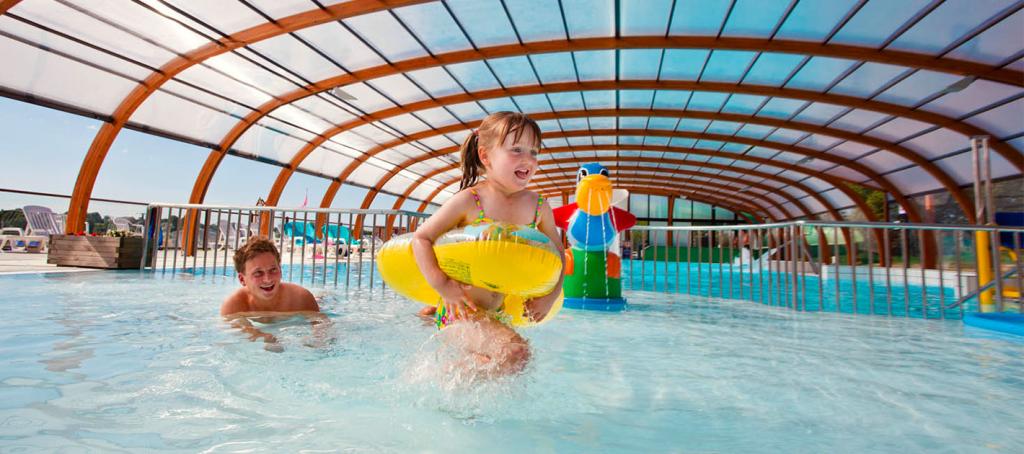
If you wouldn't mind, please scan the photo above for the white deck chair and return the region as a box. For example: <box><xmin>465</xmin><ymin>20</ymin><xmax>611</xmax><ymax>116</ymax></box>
<box><xmin>216</xmin><ymin>220</ymin><xmax>251</xmax><ymax>250</ymax></box>
<box><xmin>21</xmin><ymin>205</ymin><xmax>62</xmax><ymax>252</ymax></box>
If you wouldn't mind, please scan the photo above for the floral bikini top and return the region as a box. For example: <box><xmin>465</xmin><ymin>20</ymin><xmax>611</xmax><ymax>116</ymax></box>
<box><xmin>469</xmin><ymin>188</ymin><xmax>544</xmax><ymax>228</ymax></box>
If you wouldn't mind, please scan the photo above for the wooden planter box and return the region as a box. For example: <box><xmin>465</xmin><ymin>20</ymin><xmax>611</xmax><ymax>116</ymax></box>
<box><xmin>48</xmin><ymin>235</ymin><xmax>152</xmax><ymax>269</ymax></box>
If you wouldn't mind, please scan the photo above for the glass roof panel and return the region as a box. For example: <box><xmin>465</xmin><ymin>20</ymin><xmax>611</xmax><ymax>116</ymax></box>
<box><xmin>706</xmin><ymin>121</ymin><xmax>742</xmax><ymax>135</ymax></box>
<box><xmin>721</xmin><ymin>94</ymin><xmax>769</xmax><ymax>114</ymax></box>
<box><xmin>537</xmin><ymin>119</ymin><xmax>560</xmax><ymax>131</ymax></box>
<box><xmin>582</xmin><ymin>90</ymin><xmax>616</xmax><ymax>109</ymax></box>
<box><xmin>247</xmin><ymin>0</ymin><xmax>333</xmax><ymax>20</ymax></box>
<box><xmin>774</xmin><ymin>0</ymin><xmax>860</xmax><ymax>41</ymax></box>
<box><xmin>864</xmin><ymin>117</ymin><xmax>933</xmax><ymax>142</ymax></box>
<box><xmin>487</xmin><ymin>56</ymin><xmax>540</xmax><ymax>87</ymax></box>
<box><xmin>797</xmin><ymin>134</ymin><xmax>843</xmax><ymax>152</ymax></box>
<box><xmin>381</xmin><ymin>114</ymin><xmax>431</xmax><ymax>136</ymax></box>
<box><xmin>901</xmin><ymin>128</ymin><xmax>970</xmax><ymax>159</ymax></box>
<box><xmin>268</xmin><ymin>104</ymin><xmax>333</xmax><ymax>134</ymax></box>
<box><xmin>506</xmin><ymin>0</ymin><xmax>567</xmax><ymax>41</ymax></box>
<box><xmin>336</xmin><ymin>82</ymin><xmax>397</xmax><ymax>112</ymax></box>
<box><xmin>344</xmin><ymin>11</ymin><xmax>428</xmax><ymax>62</ymax></box>
<box><xmin>562</xmin><ymin>0</ymin><xmax>614</xmax><ymax>39</ymax></box>
<box><xmin>478</xmin><ymin>97</ymin><xmax>519</xmax><ymax>113</ymax></box>
<box><xmin>619</xmin><ymin>136</ymin><xmax>644</xmax><ymax>145</ymax></box>
<box><xmin>447</xmin><ymin>0</ymin><xmax>520</xmax><ymax>46</ymax></box>
<box><xmin>742</xmin><ymin>53</ymin><xmax>806</xmax><ymax>86</ymax></box>
<box><xmin>394</xmin><ymin>2</ymin><xmax>472</xmax><ymax>54</ymax></box>
<box><xmin>621</xmin><ymin>0</ymin><xmax>673</xmax><ymax>35</ymax></box>
<box><xmin>885</xmin><ymin>166</ymin><xmax>940</xmax><ymax>195</ymax></box>
<box><xmin>66</xmin><ymin>0</ymin><xmax>209</xmax><ymax>53</ymax></box>
<box><xmin>722</xmin><ymin>143</ymin><xmax>751</xmax><ymax>153</ymax></box>
<box><xmin>784</xmin><ymin>57</ymin><xmax>857</xmax><ymax>91</ymax></box>
<box><xmin>687</xmin><ymin>92</ymin><xmax>729</xmax><ymax>111</ymax></box>
<box><xmin>677</xmin><ymin>119</ymin><xmax>711</xmax><ymax>132</ymax></box>
<box><xmin>543</xmin><ymin>138</ymin><xmax>569</xmax><ymax>148</ymax></box>
<box><xmin>964</xmin><ymin>98</ymin><xmax>1024</xmax><ymax>136</ymax></box>
<box><xmin>701</xmin><ymin>51</ymin><xmax>758</xmax><ymax>83</ymax></box>
<box><xmin>248</xmin><ymin>34</ymin><xmax>341</xmax><ymax>83</ymax></box>
<box><xmin>648</xmin><ymin>117</ymin><xmax>680</xmax><ymax>130</ymax></box>
<box><xmin>830</xmin><ymin>0</ymin><xmax>932</xmax><ymax>47</ymax></box>
<box><xmin>887</xmin><ymin>0</ymin><xmax>1014</xmax><ymax>55</ymax></box>
<box><xmin>720</xmin><ymin>0</ymin><xmax>791</xmax><ymax>38</ymax></box>
<box><xmin>414</xmin><ymin>107</ymin><xmax>461</xmax><ymax>129</ymax></box>
<box><xmin>589</xmin><ymin>117</ymin><xmax>617</xmax><ymax>129</ymax></box>
<box><xmin>445</xmin><ymin>101</ymin><xmax>488</xmax><ymax>122</ymax></box>
<box><xmin>619</xmin><ymin>117</ymin><xmax>647</xmax><ymax>129</ymax></box>
<box><xmin>130</xmin><ymin>90</ymin><xmax>238</xmax><ymax>144</ymax></box>
<box><xmin>559</xmin><ymin>118</ymin><xmax>589</xmax><ymax>131</ymax></box>
<box><xmin>660</xmin><ymin>49</ymin><xmax>710</xmax><ymax>80</ymax></box>
<box><xmin>160</xmin><ymin>80</ymin><xmax>250</xmax><ymax>118</ymax></box>
<box><xmin>15</xmin><ymin>1</ymin><xmax>176</xmax><ymax>67</ymax></box>
<box><xmin>366</xmin><ymin>74</ymin><xmax>430</xmax><ymax>105</ymax></box>
<box><xmin>0</xmin><ymin>15</ymin><xmax>149</xmax><ymax>81</ymax></box>
<box><xmin>756</xmin><ymin>98</ymin><xmax>808</xmax><ymax>119</ymax></box>
<box><xmin>234</xmin><ymin>123</ymin><xmax>308</xmax><ymax>163</ymax></box>
<box><xmin>297</xmin><ymin>147</ymin><xmax>351</xmax><ymax>177</ymax></box>
<box><xmin>831</xmin><ymin>109</ymin><xmax>892</xmax><ymax>133</ymax></box>
<box><xmin>547</xmin><ymin>92</ymin><xmax>586</xmax><ymax>110</ymax></box>
<box><xmin>199</xmin><ymin>52</ymin><xmax>297</xmax><ymax>100</ymax></box>
<box><xmin>529</xmin><ymin>53</ymin><xmax>578</xmax><ymax>84</ymax></box>
<box><xmin>670</xmin><ymin>137</ymin><xmax>697</xmax><ymax>148</ymax></box>
<box><xmin>669</xmin><ymin>0</ymin><xmax>731</xmax><ymax>35</ymax></box>
<box><xmin>766</xmin><ymin>129</ymin><xmax>806</xmax><ymax>145</ymax></box>
<box><xmin>792</xmin><ymin>102</ymin><xmax>848</xmax><ymax>125</ymax></box>
<box><xmin>573</xmin><ymin>50</ymin><xmax>615</xmax><ymax>81</ymax></box>
<box><xmin>567</xmin><ymin>136</ymin><xmax>593</xmax><ymax>147</ymax></box>
<box><xmin>415</xmin><ymin>134</ymin><xmax>458</xmax><ymax>151</ymax></box>
<box><xmin>644</xmin><ymin>136</ymin><xmax>670</xmax><ymax>146</ymax></box>
<box><xmin>405</xmin><ymin>67</ymin><xmax>464</xmax><ymax>98</ymax></box>
<box><xmin>295</xmin><ymin>22</ymin><xmax>386</xmax><ymax>71</ymax></box>
<box><xmin>620</xmin><ymin>49</ymin><xmax>663</xmax><ymax>80</ymax></box>
<box><xmin>828</xmin><ymin>141</ymin><xmax>874</xmax><ymax>160</ymax></box>
<box><xmin>873</xmin><ymin>70</ymin><xmax>962</xmax><ymax>106</ymax></box>
<box><xmin>922</xmin><ymin>80</ymin><xmax>1023</xmax><ymax>118</ymax></box>
<box><xmin>512</xmin><ymin>94</ymin><xmax>552</xmax><ymax>113</ymax></box>
<box><xmin>446</xmin><ymin>61</ymin><xmax>502</xmax><ymax>91</ymax></box>
<box><xmin>0</xmin><ymin>36</ymin><xmax>135</xmax><ymax>115</ymax></box>
<box><xmin>290</xmin><ymin>97</ymin><xmax>357</xmax><ymax>128</ymax></box>
<box><xmin>946</xmin><ymin>10</ymin><xmax>1024</xmax><ymax>64</ymax></box>
<box><xmin>829</xmin><ymin>63</ymin><xmax>909</xmax><ymax>98</ymax></box>
<box><xmin>150</xmin><ymin>1</ymin><xmax>268</xmax><ymax>37</ymax></box>
<box><xmin>653</xmin><ymin>90</ymin><xmax>692</xmax><ymax>109</ymax></box>
<box><xmin>735</xmin><ymin>124</ymin><xmax>777</xmax><ymax>139</ymax></box>
<box><xmin>591</xmin><ymin>135</ymin><xmax>617</xmax><ymax>145</ymax></box>
<box><xmin>620</xmin><ymin>90</ymin><xmax>656</xmax><ymax>109</ymax></box>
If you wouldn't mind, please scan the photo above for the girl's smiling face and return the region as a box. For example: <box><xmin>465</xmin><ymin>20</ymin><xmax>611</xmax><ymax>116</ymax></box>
<box><xmin>481</xmin><ymin>129</ymin><xmax>540</xmax><ymax>191</ymax></box>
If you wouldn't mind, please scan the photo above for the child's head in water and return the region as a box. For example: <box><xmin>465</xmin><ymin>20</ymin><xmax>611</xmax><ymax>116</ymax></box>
<box><xmin>232</xmin><ymin>237</ymin><xmax>283</xmax><ymax>302</ymax></box>
<box><xmin>459</xmin><ymin>111</ymin><xmax>542</xmax><ymax>191</ymax></box>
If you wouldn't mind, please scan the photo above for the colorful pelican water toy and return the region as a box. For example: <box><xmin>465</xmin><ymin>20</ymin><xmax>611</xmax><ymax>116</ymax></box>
<box><xmin>553</xmin><ymin>163</ymin><xmax>636</xmax><ymax>311</ymax></box>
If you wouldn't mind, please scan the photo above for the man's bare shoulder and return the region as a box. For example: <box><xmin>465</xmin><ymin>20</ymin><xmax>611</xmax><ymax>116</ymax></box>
<box><xmin>281</xmin><ymin>282</ymin><xmax>320</xmax><ymax>312</ymax></box>
<box><xmin>221</xmin><ymin>288</ymin><xmax>251</xmax><ymax>316</ymax></box>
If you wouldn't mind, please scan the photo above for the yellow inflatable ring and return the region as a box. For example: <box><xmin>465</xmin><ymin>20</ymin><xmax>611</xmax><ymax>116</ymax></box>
<box><xmin>377</xmin><ymin>222</ymin><xmax>563</xmax><ymax>326</ymax></box>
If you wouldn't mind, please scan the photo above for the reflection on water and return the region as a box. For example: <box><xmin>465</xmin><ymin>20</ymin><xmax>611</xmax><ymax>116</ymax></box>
<box><xmin>0</xmin><ymin>271</ymin><xmax>1021</xmax><ymax>452</ymax></box>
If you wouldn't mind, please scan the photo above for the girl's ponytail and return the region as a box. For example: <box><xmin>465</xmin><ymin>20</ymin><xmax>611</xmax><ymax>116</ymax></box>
<box><xmin>459</xmin><ymin>131</ymin><xmax>483</xmax><ymax>190</ymax></box>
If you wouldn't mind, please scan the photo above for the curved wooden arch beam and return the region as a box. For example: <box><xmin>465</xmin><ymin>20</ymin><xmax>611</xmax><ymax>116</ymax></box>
<box><xmin>62</xmin><ymin>0</ymin><xmax>425</xmax><ymax>233</ymax></box>
<box><xmin>1</xmin><ymin>0</ymin><xmax>23</xmax><ymax>15</ymax></box>
<box><xmin>374</xmin><ymin>151</ymin><xmax>852</xmax><ymax>225</ymax></box>
<box><xmin>274</xmin><ymin>76</ymin><xmax>1021</xmax><ymax>211</ymax></box>
<box><xmin>345</xmin><ymin>128</ymin><xmax>919</xmax><ymax>225</ymax></box>
<box><xmin>532</xmin><ymin>172</ymin><xmax>795</xmax><ymax>218</ymax></box>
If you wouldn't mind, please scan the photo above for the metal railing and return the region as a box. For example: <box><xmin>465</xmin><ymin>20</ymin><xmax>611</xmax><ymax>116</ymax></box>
<box><xmin>622</xmin><ymin>220</ymin><xmax>1024</xmax><ymax>319</ymax></box>
<box><xmin>141</xmin><ymin>203</ymin><xmax>428</xmax><ymax>288</ymax></box>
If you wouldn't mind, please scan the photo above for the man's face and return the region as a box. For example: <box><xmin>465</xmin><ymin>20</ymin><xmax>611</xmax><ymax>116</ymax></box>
<box><xmin>238</xmin><ymin>252</ymin><xmax>282</xmax><ymax>301</ymax></box>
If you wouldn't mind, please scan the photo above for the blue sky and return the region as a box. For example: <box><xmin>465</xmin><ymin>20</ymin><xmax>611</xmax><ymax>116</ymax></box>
<box><xmin>0</xmin><ymin>97</ymin><xmax>407</xmax><ymax>218</ymax></box>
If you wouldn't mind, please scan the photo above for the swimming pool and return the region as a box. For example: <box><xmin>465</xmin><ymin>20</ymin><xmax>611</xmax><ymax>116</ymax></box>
<box><xmin>3</xmin><ymin>271</ymin><xmax>1021</xmax><ymax>452</ymax></box>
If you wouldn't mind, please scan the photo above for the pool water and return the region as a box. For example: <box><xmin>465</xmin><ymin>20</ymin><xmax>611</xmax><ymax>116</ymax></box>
<box><xmin>1</xmin><ymin>271</ymin><xmax>1022</xmax><ymax>452</ymax></box>
<box><xmin>621</xmin><ymin>260</ymin><xmax>970</xmax><ymax>319</ymax></box>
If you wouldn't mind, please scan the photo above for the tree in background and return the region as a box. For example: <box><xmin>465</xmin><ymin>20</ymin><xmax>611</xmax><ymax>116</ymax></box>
<box><xmin>846</xmin><ymin>183</ymin><xmax>886</xmax><ymax>221</ymax></box>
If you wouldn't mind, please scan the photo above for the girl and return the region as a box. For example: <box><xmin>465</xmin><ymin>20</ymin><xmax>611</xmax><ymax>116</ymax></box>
<box><xmin>411</xmin><ymin>111</ymin><xmax>563</xmax><ymax>376</ymax></box>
